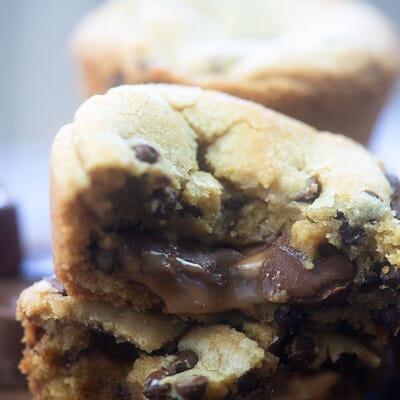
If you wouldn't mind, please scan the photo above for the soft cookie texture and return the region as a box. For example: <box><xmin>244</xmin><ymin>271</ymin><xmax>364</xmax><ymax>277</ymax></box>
<box><xmin>46</xmin><ymin>84</ymin><xmax>400</xmax><ymax>398</ymax></box>
<box><xmin>44</xmin><ymin>84</ymin><xmax>400</xmax><ymax>400</ymax></box>
<box><xmin>17</xmin><ymin>279</ymin><xmax>388</xmax><ymax>399</ymax></box>
<box><xmin>71</xmin><ymin>0</ymin><xmax>399</xmax><ymax>144</ymax></box>
<box><xmin>51</xmin><ymin>84</ymin><xmax>400</xmax><ymax>313</ymax></box>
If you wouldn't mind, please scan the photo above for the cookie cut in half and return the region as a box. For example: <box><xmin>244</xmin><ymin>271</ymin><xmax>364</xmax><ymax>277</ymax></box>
<box><xmin>17</xmin><ymin>278</ymin><xmax>388</xmax><ymax>399</ymax></box>
<box><xmin>71</xmin><ymin>0</ymin><xmax>399</xmax><ymax>144</ymax></box>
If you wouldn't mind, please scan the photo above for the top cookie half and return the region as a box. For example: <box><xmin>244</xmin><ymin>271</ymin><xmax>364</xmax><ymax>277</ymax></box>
<box><xmin>71</xmin><ymin>0</ymin><xmax>399</xmax><ymax>144</ymax></box>
<box><xmin>51</xmin><ymin>84</ymin><xmax>400</xmax><ymax>316</ymax></box>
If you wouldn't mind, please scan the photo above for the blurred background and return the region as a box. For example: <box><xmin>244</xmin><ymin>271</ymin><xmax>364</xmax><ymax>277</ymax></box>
<box><xmin>0</xmin><ymin>0</ymin><xmax>399</xmax><ymax>278</ymax></box>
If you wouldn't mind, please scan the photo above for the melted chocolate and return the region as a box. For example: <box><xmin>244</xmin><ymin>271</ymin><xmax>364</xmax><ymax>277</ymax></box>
<box><xmin>119</xmin><ymin>235</ymin><xmax>354</xmax><ymax>314</ymax></box>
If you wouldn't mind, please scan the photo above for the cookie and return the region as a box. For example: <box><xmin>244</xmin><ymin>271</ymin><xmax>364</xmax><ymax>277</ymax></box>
<box><xmin>17</xmin><ymin>279</ymin><xmax>385</xmax><ymax>399</ymax></box>
<box><xmin>51</xmin><ymin>84</ymin><xmax>399</xmax><ymax>315</ymax></box>
<box><xmin>46</xmin><ymin>84</ymin><xmax>400</xmax><ymax>398</ymax></box>
<box><xmin>71</xmin><ymin>0</ymin><xmax>399</xmax><ymax>144</ymax></box>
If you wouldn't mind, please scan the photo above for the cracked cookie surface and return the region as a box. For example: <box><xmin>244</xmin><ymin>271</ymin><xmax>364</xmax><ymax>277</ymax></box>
<box><xmin>51</xmin><ymin>84</ymin><xmax>400</xmax><ymax>316</ymax></box>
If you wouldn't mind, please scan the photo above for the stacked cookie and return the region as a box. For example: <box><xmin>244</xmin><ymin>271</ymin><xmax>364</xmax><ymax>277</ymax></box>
<box><xmin>17</xmin><ymin>84</ymin><xmax>400</xmax><ymax>399</ymax></box>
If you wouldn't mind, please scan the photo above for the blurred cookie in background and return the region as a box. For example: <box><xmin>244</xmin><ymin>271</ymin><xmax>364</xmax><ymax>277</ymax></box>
<box><xmin>71</xmin><ymin>0</ymin><xmax>399</xmax><ymax>144</ymax></box>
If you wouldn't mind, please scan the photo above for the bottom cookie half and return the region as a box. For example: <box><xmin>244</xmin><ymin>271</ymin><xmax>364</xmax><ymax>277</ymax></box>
<box><xmin>17</xmin><ymin>279</ymin><xmax>397</xmax><ymax>400</ymax></box>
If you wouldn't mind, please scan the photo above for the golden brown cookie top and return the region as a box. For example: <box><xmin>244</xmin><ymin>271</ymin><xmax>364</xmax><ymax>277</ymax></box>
<box><xmin>51</xmin><ymin>84</ymin><xmax>400</xmax><ymax>313</ymax></box>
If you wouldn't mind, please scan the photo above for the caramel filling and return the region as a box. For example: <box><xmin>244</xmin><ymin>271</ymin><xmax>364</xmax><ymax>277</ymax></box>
<box><xmin>116</xmin><ymin>234</ymin><xmax>355</xmax><ymax>314</ymax></box>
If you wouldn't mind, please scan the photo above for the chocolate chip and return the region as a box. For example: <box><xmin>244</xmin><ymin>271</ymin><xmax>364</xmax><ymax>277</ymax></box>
<box><xmin>143</xmin><ymin>370</ymin><xmax>170</xmax><ymax>399</ymax></box>
<box><xmin>286</xmin><ymin>336</ymin><xmax>316</xmax><ymax>368</ymax></box>
<box><xmin>94</xmin><ymin>248</ymin><xmax>115</xmax><ymax>274</ymax></box>
<box><xmin>274</xmin><ymin>307</ymin><xmax>305</xmax><ymax>333</ymax></box>
<box><xmin>224</xmin><ymin>198</ymin><xmax>245</xmax><ymax>211</ymax></box>
<box><xmin>175</xmin><ymin>376</ymin><xmax>208</xmax><ymax>400</ymax></box>
<box><xmin>295</xmin><ymin>176</ymin><xmax>321</xmax><ymax>202</ymax></box>
<box><xmin>261</xmin><ymin>236</ymin><xmax>355</xmax><ymax>304</ymax></box>
<box><xmin>168</xmin><ymin>350</ymin><xmax>198</xmax><ymax>375</ymax></box>
<box><xmin>133</xmin><ymin>144</ymin><xmax>159</xmax><ymax>164</ymax></box>
<box><xmin>336</xmin><ymin>212</ymin><xmax>366</xmax><ymax>246</ymax></box>
<box><xmin>376</xmin><ymin>306</ymin><xmax>400</xmax><ymax>336</ymax></box>
<box><xmin>45</xmin><ymin>277</ymin><xmax>67</xmax><ymax>296</ymax></box>
<box><xmin>365</xmin><ymin>190</ymin><xmax>383</xmax><ymax>201</ymax></box>
<box><xmin>380</xmin><ymin>264</ymin><xmax>400</xmax><ymax>289</ymax></box>
<box><xmin>146</xmin><ymin>187</ymin><xmax>177</xmax><ymax>220</ymax></box>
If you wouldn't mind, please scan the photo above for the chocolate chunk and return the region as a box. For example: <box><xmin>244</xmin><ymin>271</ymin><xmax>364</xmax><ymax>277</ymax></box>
<box><xmin>380</xmin><ymin>264</ymin><xmax>400</xmax><ymax>289</ymax></box>
<box><xmin>147</xmin><ymin>187</ymin><xmax>177</xmax><ymax>220</ymax></box>
<box><xmin>286</xmin><ymin>336</ymin><xmax>316</xmax><ymax>368</ymax></box>
<box><xmin>274</xmin><ymin>307</ymin><xmax>305</xmax><ymax>333</ymax></box>
<box><xmin>168</xmin><ymin>350</ymin><xmax>198</xmax><ymax>375</ymax></box>
<box><xmin>137</xmin><ymin>234</ymin><xmax>244</xmax><ymax>288</ymax></box>
<box><xmin>376</xmin><ymin>306</ymin><xmax>400</xmax><ymax>336</ymax></box>
<box><xmin>143</xmin><ymin>370</ymin><xmax>170</xmax><ymax>399</ymax></box>
<box><xmin>132</xmin><ymin>144</ymin><xmax>159</xmax><ymax>164</ymax></box>
<box><xmin>175</xmin><ymin>376</ymin><xmax>208</xmax><ymax>400</ymax></box>
<box><xmin>261</xmin><ymin>236</ymin><xmax>355</xmax><ymax>304</ymax></box>
<box><xmin>44</xmin><ymin>277</ymin><xmax>67</xmax><ymax>296</ymax></box>
<box><xmin>295</xmin><ymin>176</ymin><xmax>321</xmax><ymax>202</ymax></box>
<box><xmin>336</xmin><ymin>212</ymin><xmax>366</xmax><ymax>246</ymax></box>
<box><xmin>92</xmin><ymin>332</ymin><xmax>137</xmax><ymax>363</ymax></box>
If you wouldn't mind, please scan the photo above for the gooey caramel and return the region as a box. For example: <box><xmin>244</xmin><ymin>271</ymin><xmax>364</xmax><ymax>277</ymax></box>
<box><xmin>119</xmin><ymin>235</ymin><xmax>354</xmax><ymax>314</ymax></box>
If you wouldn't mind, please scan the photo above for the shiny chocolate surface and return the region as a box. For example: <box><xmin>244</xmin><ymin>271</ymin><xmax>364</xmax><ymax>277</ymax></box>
<box><xmin>119</xmin><ymin>235</ymin><xmax>354</xmax><ymax>314</ymax></box>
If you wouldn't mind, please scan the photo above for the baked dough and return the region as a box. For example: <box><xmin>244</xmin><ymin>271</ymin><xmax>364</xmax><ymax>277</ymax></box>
<box><xmin>17</xmin><ymin>278</ymin><xmax>385</xmax><ymax>399</ymax></box>
<box><xmin>51</xmin><ymin>84</ymin><xmax>400</xmax><ymax>313</ymax></box>
<box><xmin>71</xmin><ymin>0</ymin><xmax>399</xmax><ymax>144</ymax></box>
